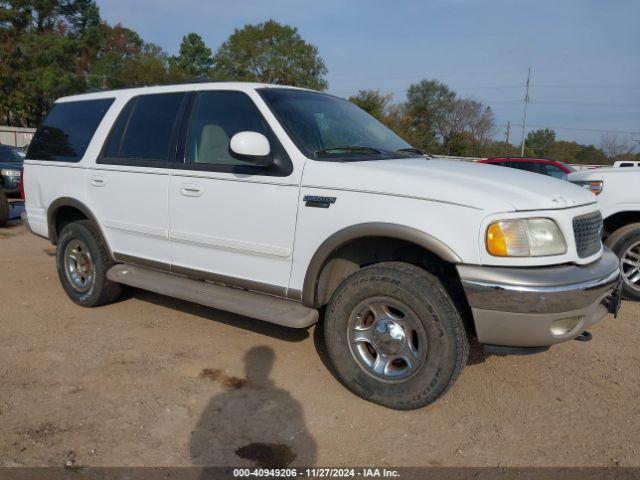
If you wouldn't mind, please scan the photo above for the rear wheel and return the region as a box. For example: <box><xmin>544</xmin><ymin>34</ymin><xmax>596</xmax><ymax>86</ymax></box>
<box><xmin>323</xmin><ymin>262</ymin><xmax>469</xmax><ymax>410</ymax></box>
<box><xmin>56</xmin><ymin>220</ymin><xmax>122</xmax><ymax>307</ymax></box>
<box><xmin>606</xmin><ymin>223</ymin><xmax>640</xmax><ymax>301</ymax></box>
<box><xmin>0</xmin><ymin>191</ymin><xmax>9</xmax><ymax>227</ymax></box>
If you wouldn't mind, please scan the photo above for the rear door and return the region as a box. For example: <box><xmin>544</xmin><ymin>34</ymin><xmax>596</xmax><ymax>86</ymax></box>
<box><xmin>168</xmin><ymin>90</ymin><xmax>299</xmax><ymax>296</ymax></box>
<box><xmin>88</xmin><ymin>92</ymin><xmax>187</xmax><ymax>268</ymax></box>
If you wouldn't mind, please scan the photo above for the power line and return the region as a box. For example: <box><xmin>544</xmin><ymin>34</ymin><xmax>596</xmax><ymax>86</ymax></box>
<box><xmin>504</xmin><ymin>123</ymin><xmax>640</xmax><ymax>135</ymax></box>
<box><xmin>330</xmin><ymin>84</ymin><xmax>640</xmax><ymax>97</ymax></box>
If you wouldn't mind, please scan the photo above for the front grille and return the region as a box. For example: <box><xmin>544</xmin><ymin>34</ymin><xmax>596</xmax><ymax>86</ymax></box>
<box><xmin>573</xmin><ymin>211</ymin><xmax>603</xmax><ymax>258</ymax></box>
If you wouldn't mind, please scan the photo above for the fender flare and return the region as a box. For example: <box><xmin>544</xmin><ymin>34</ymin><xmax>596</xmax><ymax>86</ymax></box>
<box><xmin>300</xmin><ymin>222</ymin><xmax>462</xmax><ymax>307</ymax></box>
<box><xmin>47</xmin><ymin>197</ymin><xmax>109</xmax><ymax>253</ymax></box>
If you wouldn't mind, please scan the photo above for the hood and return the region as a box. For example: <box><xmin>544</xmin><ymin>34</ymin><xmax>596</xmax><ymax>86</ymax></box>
<box><xmin>302</xmin><ymin>157</ymin><xmax>597</xmax><ymax>212</ymax></box>
<box><xmin>569</xmin><ymin>167</ymin><xmax>627</xmax><ymax>180</ymax></box>
<box><xmin>0</xmin><ymin>160</ymin><xmax>23</xmax><ymax>171</ymax></box>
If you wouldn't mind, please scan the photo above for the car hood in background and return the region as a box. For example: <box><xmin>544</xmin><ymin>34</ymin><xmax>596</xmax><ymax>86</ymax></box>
<box><xmin>0</xmin><ymin>160</ymin><xmax>24</xmax><ymax>171</ymax></box>
<box><xmin>302</xmin><ymin>157</ymin><xmax>597</xmax><ymax>212</ymax></box>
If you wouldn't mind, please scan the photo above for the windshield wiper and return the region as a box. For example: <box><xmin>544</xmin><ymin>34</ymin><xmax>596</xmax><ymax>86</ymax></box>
<box><xmin>396</xmin><ymin>147</ymin><xmax>433</xmax><ymax>158</ymax></box>
<box><xmin>314</xmin><ymin>145</ymin><xmax>386</xmax><ymax>157</ymax></box>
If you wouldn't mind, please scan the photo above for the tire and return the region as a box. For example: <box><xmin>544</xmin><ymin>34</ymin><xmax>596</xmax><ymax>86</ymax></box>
<box><xmin>0</xmin><ymin>191</ymin><xmax>9</xmax><ymax>227</ymax></box>
<box><xmin>56</xmin><ymin>220</ymin><xmax>122</xmax><ymax>307</ymax></box>
<box><xmin>323</xmin><ymin>262</ymin><xmax>469</xmax><ymax>410</ymax></box>
<box><xmin>605</xmin><ymin>223</ymin><xmax>640</xmax><ymax>301</ymax></box>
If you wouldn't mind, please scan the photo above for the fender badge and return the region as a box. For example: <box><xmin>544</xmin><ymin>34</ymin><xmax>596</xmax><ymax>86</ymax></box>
<box><xmin>303</xmin><ymin>195</ymin><xmax>337</xmax><ymax>208</ymax></box>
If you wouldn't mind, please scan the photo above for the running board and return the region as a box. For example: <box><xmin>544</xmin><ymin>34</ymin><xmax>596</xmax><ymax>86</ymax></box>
<box><xmin>107</xmin><ymin>264</ymin><xmax>318</xmax><ymax>328</ymax></box>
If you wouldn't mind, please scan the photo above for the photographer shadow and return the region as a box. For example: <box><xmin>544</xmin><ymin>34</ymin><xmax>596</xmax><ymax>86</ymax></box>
<box><xmin>190</xmin><ymin>346</ymin><xmax>317</xmax><ymax>474</ymax></box>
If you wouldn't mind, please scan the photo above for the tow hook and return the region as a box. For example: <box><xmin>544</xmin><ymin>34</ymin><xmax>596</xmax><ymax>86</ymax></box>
<box><xmin>575</xmin><ymin>331</ymin><xmax>592</xmax><ymax>342</ymax></box>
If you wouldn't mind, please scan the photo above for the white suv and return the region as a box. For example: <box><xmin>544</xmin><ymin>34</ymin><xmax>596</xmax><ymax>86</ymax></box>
<box><xmin>23</xmin><ymin>82</ymin><xmax>621</xmax><ymax>409</ymax></box>
<box><xmin>570</xmin><ymin>167</ymin><xmax>640</xmax><ymax>301</ymax></box>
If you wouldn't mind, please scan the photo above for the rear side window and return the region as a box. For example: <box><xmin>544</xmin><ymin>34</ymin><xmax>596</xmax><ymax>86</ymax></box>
<box><xmin>27</xmin><ymin>98</ymin><xmax>114</xmax><ymax>162</ymax></box>
<box><xmin>101</xmin><ymin>93</ymin><xmax>186</xmax><ymax>165</ymax></box>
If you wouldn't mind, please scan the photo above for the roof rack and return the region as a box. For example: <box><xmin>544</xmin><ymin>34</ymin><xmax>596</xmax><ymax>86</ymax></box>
<box><xmin>84</xmin><ymin>78</ymin><xmax>227</xmax><ymax>94</ymax></box>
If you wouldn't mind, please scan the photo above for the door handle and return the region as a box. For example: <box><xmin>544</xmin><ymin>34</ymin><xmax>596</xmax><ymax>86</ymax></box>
<box><xmin>179</xmin><ymin>183</ymin><xmax>203</xmax><ymax>197</ymax></box>
<box><xmin>91</xmin><ymin>175</ymin><xmax>106</xmax><ymax>187</ymax></box>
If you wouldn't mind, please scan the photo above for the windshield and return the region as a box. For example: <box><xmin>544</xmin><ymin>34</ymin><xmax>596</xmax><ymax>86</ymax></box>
<box><xmin>0</xmin><ymin>145</ymin><xmax>24</xmax><ymax>163</ymax></box>
<box><xmin>558</xmin><ymin>161</ymin><xmax>575</xmax><ymax>172</ymax></box>
<box><xmin>258</xmin><ymin>88</ymin><xmax>412</xmax><ymax>160</ymax></box>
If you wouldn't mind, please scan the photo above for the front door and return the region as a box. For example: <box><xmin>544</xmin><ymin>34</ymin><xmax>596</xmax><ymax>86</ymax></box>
<box><xmin>169</xmin><ymin>90</ymin><xmax>299</xmax><ymax>297</ymax></box>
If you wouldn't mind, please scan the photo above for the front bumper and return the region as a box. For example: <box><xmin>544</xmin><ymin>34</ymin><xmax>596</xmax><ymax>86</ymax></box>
<box><xmin>457</xmin><ymin>248</ymin><xmax>621</xmax><ymax>347</ymax></box>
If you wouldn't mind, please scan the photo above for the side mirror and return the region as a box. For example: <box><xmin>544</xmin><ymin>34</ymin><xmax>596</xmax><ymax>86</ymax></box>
<box><xmin>229</xmin><ymin>131</ymin><xmax>272</xmax><ymax>167</ymax></box>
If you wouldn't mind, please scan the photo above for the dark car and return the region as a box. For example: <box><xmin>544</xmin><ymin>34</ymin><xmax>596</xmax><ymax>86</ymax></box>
<box><xmin>0</xmin><ymin>144</ymin><xmax>25</xmax><ymax>226</ymax></box>
<box><xmin>479</xmin><ymin>157</ymin><xmax>575</xmax><ymax>180</ymax></box>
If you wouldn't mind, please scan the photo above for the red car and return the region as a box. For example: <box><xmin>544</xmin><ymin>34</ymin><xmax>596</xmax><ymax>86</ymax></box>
<box><xmin>479</xmin><ymin>157</ymin><xmax>575</xmax><ymax>180</ymax></box>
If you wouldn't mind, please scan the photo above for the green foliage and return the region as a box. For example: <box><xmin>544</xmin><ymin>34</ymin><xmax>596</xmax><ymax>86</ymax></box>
<box><xmin>575</xmin><ymin>144</ymin><xmax>608</xmax><ymax>165</ymax></box>
<box><xmin>169</xmin><ymin>33</ymin><xmax>213</xmax><ymax>79</ymax></box>
<box><xmin>1</xmin><ymin>11</ymin><xmax>329</xmax><ymax>126</ymax></box>
<box><xmin>0</xmin><ymin>0</ymin><xmax>97</xmax><ymax>124</ymax></box>
<box><xmin>348</xmin><ymin>90</ymin><xmax>391</xmax><ymax>120</ymax></box>
<box><xmin>525</xmin><ymin>128</ymin><xmax>556</xmax><ymax>157</ymax></box>
<box><xmin>405</xmin><ymin>79</ymin><xmax>456</xmax><ymax>151</ymax></box>
<box><xmin>521</xmin><ymin>129</ymin><xmax>608</xmax><ymax>165</ymax></box>
<box><xmin>0</xmin><ymin>5</ymin><xmax>622</xmax><ymax>165</ymax></box>
<box><xmin>211</xmin><ymin>19</ymin><xmax>328</xmax><ymax>90</ymax></box>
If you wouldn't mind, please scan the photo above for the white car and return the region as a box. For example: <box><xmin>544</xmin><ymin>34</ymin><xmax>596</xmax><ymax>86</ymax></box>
<box><xmin>570</xmin><ymin>167</ymin><xmax>640</xmax><ymax>301</ymax></box>
<box><xmin>23</xmin><ymin>82</ymin><xmax>621</xmax><ymax>409</ymax></box>
<box><xmin>613</xmin><ymin>160</ymin><xmax>640</xmax><ymax>168</ymax></box>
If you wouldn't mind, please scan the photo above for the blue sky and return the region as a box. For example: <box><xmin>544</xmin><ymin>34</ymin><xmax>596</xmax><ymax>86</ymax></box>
<box><xmin>97</xmin><ymin>0</ymin><xmax>639</xmax><ymax>146</ymax></box>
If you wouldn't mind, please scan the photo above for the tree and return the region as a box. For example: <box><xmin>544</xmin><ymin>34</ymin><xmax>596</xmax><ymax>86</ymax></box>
<box><xmin>0</xmin><ymin>0</ymin><xmax>106</xmax><ymax>125</ymax></box>
<box><xmin>405</xmin><ymin>79</ymin><xmax>456</xmax><ymax>151</ymax></box>
<box><xmin>86</xmin><ymin>23</ymin><xmax>144</xmax><ymax>89</ymax></box>
<box><xmin>549</xmin><ymin>140</ymin><xmax>581</xmax><ymax>163</ymax></box>
<box><xmin>108</xmin><ymin>42</ymin><xmax>180</xmax><ymax>88</ymax></box>
<box><xmin>169</xmin><ymin>33</ymin><xmax>213</xmax><ymax>78</ymax></box>
<box><xmin>437</xmin><ymin>98</ymin><xmax>495</xmax><ymax>155</ymax></box>
<box><xmin>575</xmin><ymin>144</ymin><xmax>608</xmax><ymax>165</ymax></box>
<box><xmin>211</xmin><ymin>20</ymin><xmax>328</xmax><ymax>90</ymax></box>
<box><xmin>525</xmin><ymin>128</ymin><xmax>556</xmax><ymax>157</ymax></box>
<box><xmin>601</xmin><ymin>133</ymin><xmax>639</xmax><ymax>159</ymax></box>
<box><xmin>348</xmin><ymin>90</ymin><xmax>392</xmax><ymax>120</ymax></box>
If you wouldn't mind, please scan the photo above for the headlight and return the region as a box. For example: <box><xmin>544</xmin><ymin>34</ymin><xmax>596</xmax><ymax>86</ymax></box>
<box><xmin>1</xmin><ymin>168</ymin><xmax>21</xmax><ymax>178</ymax></box>
<box><xmin>571</xmin><ymin>180</ymin><xmax>603</xmax><ymax>195</ymax></box>
<box><xmin>486</xmin><ymin>218</ymin><xmax>567</xmax><ymax>257</ymax></box>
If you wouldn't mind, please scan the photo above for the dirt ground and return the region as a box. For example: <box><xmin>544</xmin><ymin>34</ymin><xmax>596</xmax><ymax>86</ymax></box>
<box><xmin>1</xmin><ymin>221</ymin><xmax>639</xmax><ymax>468</ymax></box>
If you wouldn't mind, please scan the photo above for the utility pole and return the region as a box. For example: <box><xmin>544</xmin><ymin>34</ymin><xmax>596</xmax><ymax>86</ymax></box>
<box><xmin>520</xmin><ymin>67</ymin><xmax>531</xmax><ymax>156</ymax></box>
<box><xmin>505</xmin><ymin>121</ymin><xmax>511</xmax><ymax>143</ymax></box>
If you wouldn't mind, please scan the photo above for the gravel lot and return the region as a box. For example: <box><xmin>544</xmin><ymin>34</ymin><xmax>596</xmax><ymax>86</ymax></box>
<box><xmin>1</xmin><ymin>222</ymin><xmax>639</xmax><ymax>468</ymax></box>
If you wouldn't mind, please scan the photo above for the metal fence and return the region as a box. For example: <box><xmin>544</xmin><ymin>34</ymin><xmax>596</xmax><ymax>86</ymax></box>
<box><xmin>0</xmin><ymin>126</ymin><xmax>36</xmax><ymax>148</ymax></box>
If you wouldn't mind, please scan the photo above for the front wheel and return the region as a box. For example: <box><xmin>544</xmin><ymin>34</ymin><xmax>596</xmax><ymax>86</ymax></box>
<box><xmin>323</xmin><ymin>262</ymin><xmax>469</xmax><ymax>410</ymax></box>
<box><xmin>606</xmin><ymin>223</ymin><xmax>640</xmax><ymax>301</ymax></box>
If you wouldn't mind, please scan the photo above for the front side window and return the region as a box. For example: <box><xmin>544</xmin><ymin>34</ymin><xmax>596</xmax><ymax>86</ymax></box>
<box><xmin>259</xmin><ymin>88</ymin><xmax>412</xmax><ymax>161</ymax></box>
<box><xmin>27</xmin><ymin>98</ymin><xmax>114</xmax><ymax>162</ymax></box>
<box><xmin>102</xmin><ymin>93</ymin><xmax>185</xmax><ymax>164</ymax></box>
<box><xmin>557</xmin><ymin>161</ymin><xmax>575</xmax><ymax>173</ymax></box>
<box><xmin>185</xmin><ymin>91</ymin><xmax>271</xmax><ymax>166</ymax></box>
<box><xmin>180</xmin><ymin>90</ymin><xmax>291</xmax><ymax>176</ymax></box>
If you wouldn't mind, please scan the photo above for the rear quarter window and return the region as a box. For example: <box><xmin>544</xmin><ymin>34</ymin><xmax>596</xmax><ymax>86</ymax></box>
<box><xmin>26</xmin><ymin>98</ymin><xmax>114</xmax><ymax>162</ymax></box>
